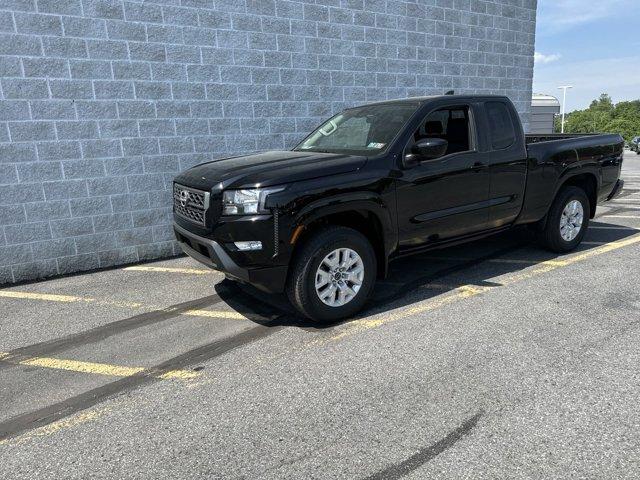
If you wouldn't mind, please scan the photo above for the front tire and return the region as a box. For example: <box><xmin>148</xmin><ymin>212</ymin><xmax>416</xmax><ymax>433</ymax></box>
<box><xmin>541</xmin><ymin>186</ymin><xmax>590</xmax><ymax>253</ymax></box>
<box><xmin>286</xmin><ymin>226</ymin><xmax>377</xmax><ymax>322</ymax></box>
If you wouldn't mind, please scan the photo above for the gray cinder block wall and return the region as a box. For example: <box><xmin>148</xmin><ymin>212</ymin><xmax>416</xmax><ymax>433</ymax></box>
<box><xmin>0</xmin><ymin>0</ymin><xmax>537</xmax><ymax>284</ymax></box>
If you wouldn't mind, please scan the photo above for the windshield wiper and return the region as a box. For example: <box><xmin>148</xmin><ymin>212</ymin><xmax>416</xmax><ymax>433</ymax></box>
<box><xmin>295</xmin><ymin>148</ymin><xmax>333</xmax><ymax>154</ymax></box>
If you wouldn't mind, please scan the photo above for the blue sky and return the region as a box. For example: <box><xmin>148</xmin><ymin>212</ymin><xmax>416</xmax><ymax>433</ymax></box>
<box><xmin>533</xmin><ymin>0</ymin><xmax>639</xmax><ymax>112</ymax></box>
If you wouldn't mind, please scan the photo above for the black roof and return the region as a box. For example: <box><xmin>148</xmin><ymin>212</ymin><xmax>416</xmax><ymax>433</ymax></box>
<box><xmin>356</xmin><ymin>94</ymin><xmax>510</xmax><ymax>107</ymax></box>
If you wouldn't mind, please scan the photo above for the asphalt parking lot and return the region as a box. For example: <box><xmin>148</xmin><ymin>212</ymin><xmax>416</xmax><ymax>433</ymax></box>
<box><xmin>1</xmin><ymin>152</ymin><xmax>639</xmax><ymax>479</ymax></box>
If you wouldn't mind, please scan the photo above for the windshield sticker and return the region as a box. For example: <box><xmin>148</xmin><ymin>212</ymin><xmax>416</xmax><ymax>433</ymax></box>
<box><xmin>319</xmin><ymin>120</ymin><xmax>337</xmax><ymax>136</ymax></box>
<box><xmin>367</xmin><ymin>142</ymin><xmax>386</xmax><ymax>149</ymax></box>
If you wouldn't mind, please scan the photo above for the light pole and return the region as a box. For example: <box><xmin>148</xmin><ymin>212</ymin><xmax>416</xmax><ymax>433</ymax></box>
<box><xmin>557</xmin><ymin>85</ymin><xmax>573</xmax><ymax>133</ymax></box>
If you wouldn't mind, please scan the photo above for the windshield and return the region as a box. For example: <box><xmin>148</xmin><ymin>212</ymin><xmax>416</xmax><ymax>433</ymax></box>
<box><xmin>294</xmin><ymin>103</ymin><xmax>421</xmax><ymax>155</ymax></box>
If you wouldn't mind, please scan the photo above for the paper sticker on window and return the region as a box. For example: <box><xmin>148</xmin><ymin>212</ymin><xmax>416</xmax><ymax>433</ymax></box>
<box><xmin>367</xmin><ymin>142</ymin><xmax>386</xmax><ymax>149</ymax></box>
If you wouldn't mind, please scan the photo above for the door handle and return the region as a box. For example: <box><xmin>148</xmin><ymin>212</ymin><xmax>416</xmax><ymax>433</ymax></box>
<box><xmin>471</xmin><ymin>161</ymin><xmax>487</xmax><ymax>171</ymax></box>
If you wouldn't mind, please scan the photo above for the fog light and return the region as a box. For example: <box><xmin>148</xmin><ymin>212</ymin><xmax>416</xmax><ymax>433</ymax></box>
<box><xmin>234</xmin><ymin>241</ymin><xmax>262</xmax><ymax>251</ymax></box>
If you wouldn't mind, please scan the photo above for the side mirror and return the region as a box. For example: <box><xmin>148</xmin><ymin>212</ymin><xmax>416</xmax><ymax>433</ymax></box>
<box><xmin>413</xmin><ymin>138</ymin><xmax>448</xmax><ymax>160</ymax></box>
<box><xmin>403</xmin><ymin>138</ymin><xmax>448</xmax><ymax>168</ymax></box>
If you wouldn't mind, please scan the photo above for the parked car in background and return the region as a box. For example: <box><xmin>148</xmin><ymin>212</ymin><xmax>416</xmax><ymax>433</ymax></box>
<box><xmin>630</xmin><ymin>136</ymin><xmax>640</xmax><ymax>154</ymax></box>
<box><xmin>173</xmin><ymin>96</ymin><xmax>624</xmax><ymax>322</ymax></box>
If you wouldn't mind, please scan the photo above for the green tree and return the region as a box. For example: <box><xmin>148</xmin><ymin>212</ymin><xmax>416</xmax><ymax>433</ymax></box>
<box><xmin>589</xmin><ymin>93</ymin><xmax>614</xmax><ymax>112</ymax></box>
<box><xmin>557</xmin><ymin>93</ymin><xmax>640</xmax><ymax>141</ymax></box>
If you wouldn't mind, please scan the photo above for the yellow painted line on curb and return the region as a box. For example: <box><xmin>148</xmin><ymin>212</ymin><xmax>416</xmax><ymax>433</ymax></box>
<box><xmin>0</xmin><ymin>352</ymin><xmax>198</xmax><ymax>380</ymax></box>
<box><xmin>0</xmin><ymin>290</ymin><xmax>246</xmax><ymax>321</ymax></box>
<box><xmin>124</xmin><ymin>265</ymin><xmax>214</xmax><ymax>275</ymax></box>
<box><xmin>331</xmin><ymin>233</ymin><xmax>640</xmax><ymax>341</ymax></box>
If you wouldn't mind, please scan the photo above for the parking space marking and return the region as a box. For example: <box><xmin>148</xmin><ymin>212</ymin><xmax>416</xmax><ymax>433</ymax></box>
<box><xmin>0</xmin><ymin>352</ymin><xmax>199</xmax><ymax>380</ymax></box>
<box><xmin>601</xmin><ymin>215</ymin><xmax>640</xmax><ymax>219</ymax></box>
<box><xmin>184</xmin><ymin>309</ymin><xmax>246</xmax><ymax>319</ymax></box>
<box><xmin>0</xmin><ymin>290</ymin><xmax>247</xmax><ymax>321</ymax></box>
<box><xmin>0</xmin><ymin>290</ymin><xmax>144</xmax><ymax>309</ymax></box>
<box><xmin>123</xmin><ymin>266</ymin><xmax>213</xmax><ymax>275</ymax></box>
<box><xmin>589</xmin><ymin>226</ymin><xmax>638</xmax><ymax>230</ymax></box>
<box><xmin>0</xmin><ymin>324</ymin><xmax>279</xmax><ymax>443</ymax></box>
<box><xmin>0</xmin><ymin>406</ymin><xmax>111</xmax><ymax>446</ymax></box>
<box><xmin>332</xmin><ymin>232</ymin><xmax>640</xmax><ymax>340</ymax></box>
<box><xmin>421</xmin><ymin>256</ymin><xmax>567</xmax><ymax>266</ymax></box>
<box><xmin>332</xmin><ymin>285</ymin><xmax>490</xmax><ymax>340</ymax></box>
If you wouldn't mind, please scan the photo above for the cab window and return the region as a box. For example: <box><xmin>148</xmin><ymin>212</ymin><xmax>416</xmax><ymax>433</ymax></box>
<box><xmin>485</xmin><ymin>102</ymin><xmax>516</xmax><ymax>149</ymax></box>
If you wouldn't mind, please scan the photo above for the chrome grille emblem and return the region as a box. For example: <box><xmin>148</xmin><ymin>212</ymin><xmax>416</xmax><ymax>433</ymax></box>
<box><xmin>179</xmin><ymin>189</ymin><xmax>189</xmax><ymax>207</ymax></box>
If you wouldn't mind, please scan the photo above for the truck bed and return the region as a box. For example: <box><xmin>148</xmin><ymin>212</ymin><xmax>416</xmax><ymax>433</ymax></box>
<box><xmin>525</xmin><ymin>133</ymin><xmax>600</xmax><ymax>144</ymax></box>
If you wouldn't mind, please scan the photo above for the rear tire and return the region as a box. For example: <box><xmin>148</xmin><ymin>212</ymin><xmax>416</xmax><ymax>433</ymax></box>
<box><xmin>540</xmin><ymin>186</ymin><xmax>590</xmax><ymax>253</ymax></box>
<box><xmin>286</xmin><ymin>226</ymin><xmax>376</xmax><ymax>322</ymax></box>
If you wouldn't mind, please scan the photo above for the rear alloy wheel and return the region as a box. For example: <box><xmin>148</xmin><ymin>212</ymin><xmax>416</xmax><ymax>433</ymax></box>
<box><xmin>287</xmin><ymin>226</ymin><xmax>376</xmax><ymax>322</ymax></box>
<box><xmin>559</xmin><ymin>199</ymin><xmax>584</xmax><ymax>242</ymax></box>
<box><xmin>541</xmin><ymin>186</ymin><xmax>590</xmax><ymax>253</ymax></box>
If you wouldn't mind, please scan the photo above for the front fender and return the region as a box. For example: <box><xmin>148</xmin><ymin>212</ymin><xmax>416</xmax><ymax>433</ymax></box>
<box><xmin>294</xmin><ymin>192</ymin><xmax>398</xmax><ymax>270</ymax></box>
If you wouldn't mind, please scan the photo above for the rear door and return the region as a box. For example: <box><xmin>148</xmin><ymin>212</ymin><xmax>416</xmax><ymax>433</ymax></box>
<box><xmin>481</xmin><ymin>101</ymin><xmax>528</xmax><ymax>228</ymax></box>
<box><xmin>395</xmin><ymin>101</ymin><xmax>492</xmax><ymax>249</ymax></box>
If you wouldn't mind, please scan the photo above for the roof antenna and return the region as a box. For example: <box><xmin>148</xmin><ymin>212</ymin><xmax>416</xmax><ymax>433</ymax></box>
<box><xmin>445</xmin><ymin>90</ymin><xmax>455</xmax><ymax>95</ymax></box>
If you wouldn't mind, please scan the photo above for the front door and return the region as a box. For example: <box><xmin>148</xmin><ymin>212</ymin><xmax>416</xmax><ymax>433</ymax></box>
<box><xmin>396</xmin><ymin>104</ymin><xmax>491</xmax><ymax>249</ymax></box>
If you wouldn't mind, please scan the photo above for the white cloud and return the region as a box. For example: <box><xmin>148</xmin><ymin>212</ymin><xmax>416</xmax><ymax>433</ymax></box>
<box><xmin>537</xmin><ymin>0</ymin><xmax>637</xmax><ymax>32</ymax></box>
<box><xmin>534</xmin><ymin>52</ymin><xmax>562</xmax><ymax>64</ymax></box>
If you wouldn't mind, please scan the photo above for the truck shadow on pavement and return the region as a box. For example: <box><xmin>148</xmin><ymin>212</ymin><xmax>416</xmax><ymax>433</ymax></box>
<box><xmin>214</xmin><ymin>222</ymin><xmax>638</xmax><ymax>331</ymax></box>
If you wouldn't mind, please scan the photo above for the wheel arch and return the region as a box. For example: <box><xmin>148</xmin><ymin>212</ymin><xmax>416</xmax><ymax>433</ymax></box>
<box><xmin>556</xmin><ymin>172</ymin><xmax>599</xmax><ymax>219</ymax></box>
<box><xmin>290</xmin><ymin>196</ymin><xmax>394</xmax><ymax>279</ymax></box>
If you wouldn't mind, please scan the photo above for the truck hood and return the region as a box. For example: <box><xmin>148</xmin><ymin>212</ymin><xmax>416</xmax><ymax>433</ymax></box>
<box><xmin>174</xmin><ymin>150</ymin><xmax>367</xmax><ymax>190</ymax></box>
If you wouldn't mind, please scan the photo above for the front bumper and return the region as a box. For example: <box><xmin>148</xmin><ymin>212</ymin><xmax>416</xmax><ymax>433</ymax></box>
<box><xmin>173</xmin><ymin>222</ymin><xmax>288</xmax><ymax>294</ymax></box>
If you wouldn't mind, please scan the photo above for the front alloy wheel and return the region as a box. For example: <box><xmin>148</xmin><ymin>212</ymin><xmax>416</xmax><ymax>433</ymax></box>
<box><xmin>287</xmin><ymin>226</ymin><xmax>376</xmax><ymax>322</ymax></box>
<box><xmin>315</xmin><ymin>248</ymin><xmax>365</xmax><ymax>307</ymax></box>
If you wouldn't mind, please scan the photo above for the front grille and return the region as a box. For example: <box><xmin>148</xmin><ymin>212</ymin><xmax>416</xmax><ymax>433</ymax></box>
<box><xmin>173</xmin><ymin>184</ymin><xmax>209</xmax><ymax>226</ymax></box>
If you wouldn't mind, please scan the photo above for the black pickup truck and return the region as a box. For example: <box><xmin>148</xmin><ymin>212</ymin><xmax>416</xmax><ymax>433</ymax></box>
<box><xmin>173</xmin><ymin>95</ymin><xmax>624</xmax><ymax>321</ymax></box>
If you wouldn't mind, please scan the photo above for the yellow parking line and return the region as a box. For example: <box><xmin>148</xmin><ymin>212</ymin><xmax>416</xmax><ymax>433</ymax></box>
<box><xmin>0</xmin><ymin>352</ymin><xmax>198</xmax><ymax>380</ymax></box>
<box><xmin>423</xmin><ymin>256</ymin><xmax>566</xmax><ymax>266</ymax></box>
<box><xmin>184</xmin><ymin>309</ymin><xmax>247</xmax><ymax>320</ymax></box>
<box><xmin>124</xmin><ymin>266</ymin><xmax>213</xmax><ymax>275</ymax></box>
<box><xmin>589</xmin><ymin>226</ymin><xmax>637</xmax><ymax>230</ymax></box>
<box><xmin>0</xmin><ymin>290</ymin><xmax>246</xmax><ymax>321</ymax></box>
<box><xmin>332</xmin><ymin>285</ymin><xmax>490</xmax><ymax>341</ymax></box>
<box><xmin>0</xmin><ymin>290</ymin><xmax>144</xmax><ymax>309</ymax></box>
<box><xmin>0</xmin><ymin>290</ymin><xmax>87</xmax><ymax>303</ymax></box>
<box><xmin>332</xmin><ymin>233</ymin><xmax>640</xmax><ymax>340</ymax></box>
<box><xmin>0</xmin><ymin>406</ymin><xmax>112</xmax><ymax>446</ymax></box>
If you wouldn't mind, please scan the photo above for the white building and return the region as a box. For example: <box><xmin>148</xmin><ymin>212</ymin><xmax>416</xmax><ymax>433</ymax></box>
<box><xmin>530</xmin><ymin>94</ymin><xmax>561</xmax><ymax>134</ymax></box>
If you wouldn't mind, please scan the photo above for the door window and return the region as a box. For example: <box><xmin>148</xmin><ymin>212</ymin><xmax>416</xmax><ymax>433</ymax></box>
<box><xmin>408</xmin><ymin>106</ymin><xmax>473</xmax><ymax>156</ymax></box>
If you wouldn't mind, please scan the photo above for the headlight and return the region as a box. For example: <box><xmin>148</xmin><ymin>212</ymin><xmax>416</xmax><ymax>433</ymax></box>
<box><xmin>222</xmin><ymin>187</ymin><xmax>284</xmax><ymax>215</ymax></box>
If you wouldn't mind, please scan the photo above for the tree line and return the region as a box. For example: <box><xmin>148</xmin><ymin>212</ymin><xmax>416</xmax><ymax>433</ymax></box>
<box><xmin>555</xmin><ymin>94</ymin><xmax>640</xmax><ymax>141</ymax></box>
